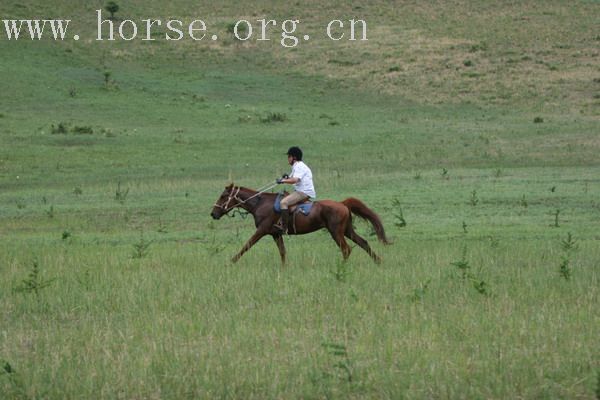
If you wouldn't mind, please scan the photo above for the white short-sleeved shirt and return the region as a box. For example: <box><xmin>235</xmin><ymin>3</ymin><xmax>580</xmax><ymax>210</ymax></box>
<box><xmin>290</xmin><ymin>161</ymin><xmax>316</xmax><ymax>198</ymax></box>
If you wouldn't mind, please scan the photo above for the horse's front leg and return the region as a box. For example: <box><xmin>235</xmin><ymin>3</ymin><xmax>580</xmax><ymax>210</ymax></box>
<box><xmin>272</xmin><ymin>234</ymin><xmax>286</xmax><ymax>266</ymax></box>
<box><xmin>231</xmin><ymin>229</ymin><xmax>266</xmax><ymax>263</ymax></box>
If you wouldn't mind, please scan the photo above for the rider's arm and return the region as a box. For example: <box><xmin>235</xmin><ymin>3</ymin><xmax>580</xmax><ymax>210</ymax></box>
<box><xmin>278</xmin><ymin>163</ymin><xmax>302</xmax><ymax>184</ymax></box>
<box><xmin>282</xmin><ymin>177</ymin><xmax>300</xmax><ymax>184</ymax></box>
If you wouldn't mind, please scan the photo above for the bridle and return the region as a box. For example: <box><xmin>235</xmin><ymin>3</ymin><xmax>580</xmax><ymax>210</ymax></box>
<box><xmin>213</xmin><ymin>186</ymin><xmax>243</xmax><ymax>214</ymax></box>
<box><xmin>213</xmin><ymin>182</ymin><xmax>278</xmax><ymax>215</ymax></box>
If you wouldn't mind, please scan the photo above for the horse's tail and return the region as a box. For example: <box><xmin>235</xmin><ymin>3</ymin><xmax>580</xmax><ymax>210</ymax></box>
<box><xmin>342</xmin><ymin>198</ymin><xmax>391</xmax><ymax>245</ymax></box>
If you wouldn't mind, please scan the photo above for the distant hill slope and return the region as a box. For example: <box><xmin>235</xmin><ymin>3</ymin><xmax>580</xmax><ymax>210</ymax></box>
<box><xmin>1</xmin><ymin>0</ymin><xmax>598</xmax><ymax>114</ymax></box>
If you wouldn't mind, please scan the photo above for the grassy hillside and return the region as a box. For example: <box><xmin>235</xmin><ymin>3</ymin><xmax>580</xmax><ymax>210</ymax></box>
<box><xmin>1</xmin><ymin>1</ymin><xmax>599</xmax><ymax>398</ymax></box>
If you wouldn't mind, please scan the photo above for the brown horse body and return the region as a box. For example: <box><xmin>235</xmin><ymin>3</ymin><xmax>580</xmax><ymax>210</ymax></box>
<box><xmin>211</xmin><ymin>184</ymin><xmax>390</xmax><ymax>264</ymax></box>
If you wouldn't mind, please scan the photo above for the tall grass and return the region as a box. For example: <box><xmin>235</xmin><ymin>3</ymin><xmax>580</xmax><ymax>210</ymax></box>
<box><xmin>0</xmin><ymin>0</ymin><xmax>599</xmax><ymax>397</ymax></box>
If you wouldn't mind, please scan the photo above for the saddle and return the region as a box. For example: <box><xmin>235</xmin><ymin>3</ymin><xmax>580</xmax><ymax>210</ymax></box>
<box><xmin>274</xmin><ymin>193</ymin><xmax>314</xmax><ymax>216</ymax></box>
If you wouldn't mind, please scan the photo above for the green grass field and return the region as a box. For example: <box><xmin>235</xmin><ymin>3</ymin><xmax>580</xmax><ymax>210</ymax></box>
<box><xmin>1</xmin><ymin>1</ymin><xmax>599</xmax><ymax>398</ymax></box>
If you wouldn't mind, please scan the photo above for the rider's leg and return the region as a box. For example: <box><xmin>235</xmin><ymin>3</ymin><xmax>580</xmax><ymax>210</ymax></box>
<box><xmin>278</xmin><ymin>192</ymin><xmax>308</xmax><ymax>233</ymax></box>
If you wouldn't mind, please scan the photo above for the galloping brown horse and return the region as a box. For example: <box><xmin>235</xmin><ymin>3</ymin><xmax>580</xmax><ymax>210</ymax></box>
<box><xmin>210</xmin><ymin>184</ymin><xmax>390</xmax><ymax>264</ymax></box>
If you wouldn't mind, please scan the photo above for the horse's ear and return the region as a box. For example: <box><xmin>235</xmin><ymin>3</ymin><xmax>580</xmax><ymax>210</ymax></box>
<box><xmin>225</xmin><ymin>183</ymin><xmax>233</xmax><ymax>189</ymax></box>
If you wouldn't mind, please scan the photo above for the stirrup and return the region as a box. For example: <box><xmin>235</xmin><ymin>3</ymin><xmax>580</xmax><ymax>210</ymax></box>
<box><xmin>274</xmin><ymin>220</ymin><xmax>286</xmax><ymax>233</ymax></box>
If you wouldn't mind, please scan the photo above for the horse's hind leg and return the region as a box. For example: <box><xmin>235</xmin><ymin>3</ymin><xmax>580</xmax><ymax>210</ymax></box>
<box><xmin>345</xmin><ymin>224</ymin><xmax>381</xmax><ymax>264</ymax></box>
<box><xmin>327</xmin><ymin>223</ymin><xmax>352</xmax><ymax>261</ymax></box>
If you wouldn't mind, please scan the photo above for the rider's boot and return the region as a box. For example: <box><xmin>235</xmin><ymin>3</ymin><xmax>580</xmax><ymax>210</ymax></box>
<box><xmin>275</xmin><ymin>209</ymin><xmax>290</xmax><ymax>234</ymax></box>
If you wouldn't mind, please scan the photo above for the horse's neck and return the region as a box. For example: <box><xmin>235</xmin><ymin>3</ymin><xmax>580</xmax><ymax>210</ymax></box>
<box><xmin>237</xmin><ymin>187</ymin><xmax>275</xmax><ymax>211</ymax></box>
<box><xmin>235</xmin><ymin>187</ymin><xmax>260</xmax><ymax>212</ymax></box>
<box><xmin>237</xmin><ymin>187</ymin><xmax>256</xmax><ymax>201</ymax></box>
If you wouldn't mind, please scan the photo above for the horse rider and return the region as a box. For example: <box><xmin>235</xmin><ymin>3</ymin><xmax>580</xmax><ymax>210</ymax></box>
<box><xmin>275</xmin><ymin>146</ymin><xmax>316</xmax><ymax>233</ymax></box>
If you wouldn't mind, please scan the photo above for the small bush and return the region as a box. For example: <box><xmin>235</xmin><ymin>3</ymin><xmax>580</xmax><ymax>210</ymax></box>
<box><xmin>157</xmin><ymin>218</ymin><xmax>168</xmax><ymax>233</ymax></box>
<box><xmin>332</xmin><ymin>260</ymin><xmax>350</xmax><ymax>282</ymax></box>
<box><xmin>260</xmin><ymin>112</ymin><xmax>287</xmax><ymax>123</ymax></box>
<box><xmin>72</xmin><ymin>125</ymin><xmax>93</xmax><ymax>134</ymax></box>
<box><xmin>1</xmin><ymin>360</ymin><xmax>15</xmax><ymax>374</ymax></box>
<box><xmin>488</xmin><ymin>236</ymin><xmax>500</xmax><ymax>248</ymax></box>
<box><xmin>132</xmin><ymin>232</ymin><xmax>151</xmax><ymax>259</ymax></box>
<box><xmin>226</xmin><ymin>22</ymin><xmax>238</xmax><ymax>34</ymax></box>
<box><xmin>227</xmin><ymin>22</ymin><xmax>247</xmax><ymax>39</ymax></box>
<box><xmin>394</xmin><ymin>210</ymin><xmax>407</xmax><ymax>228</ymax></box>
<box><xmin>51</xmin><ymin>122</ymin><xmax>69</xmax><ymax>134</ymax></box>
<box><xmin>391</xmin><ymin>197</ymin><xmax>407</xmax><ymax>227</ymax></box>
<box><xmin>115</xmin><ymin>181</ymin><xmax>129</xmax><ymax>204</ymax></box>
<box><xmin>561</xmin><ymin>232</ymin><xmax>579</xmax><ymax>252</ymax></box>
<box><xmin>557</xmin><ymin>233</ymin><xmax>576</xmax><ymax>280</ymax></box>
<box><xmin>534</xmin><ymin>116</ymin><xmax>544</xmax><ymax>123</ymax></box>
<box><xmin>469</xmin><ymin>190</ymin><xmax>479</xmax><ymax>206</ymax></box>
<box><xmin>451</xmin><ymin>246</ymin><xmax>491</xmax><ymax>296</ymax></box>
<box><xmin>552</xmin><ymin>209</ymin><xmax>560</xmax><ymax>227</ymax></box>
<box><xmin>409</xmin><ymin>279</ymin><xmax>431</xmax><ymax>302</ymax></box>
<box><xmin>105</xmin><ymin>1</ymin><xmax>119</xmax><ymax>19</ymax></box>
<box><xmin>51</xmin><ymin>122</ymin><xmax>98</xmax><ymax>135</ymax></box>
<box><xmin>321</xmin><ymin>342</ymin><xmax>353</xmax><ymax>382</ymax></box>
<box><xmin>463</xmin><ymin>59</ymin><xmax>474</xmax><ymax>67</ymax></box>
<box><xmin>14</xmin><ymin>261</ymin><xmax>55</xmax><ymax>299</ymax></box>
<box><xmin>469</xmin><ymin>42</ymin><xmax>487</xmax><ymax>52</ymax></box>
<box><xmin>101</xmin><ymin>128</ymin><xmax>116</xmax><ymax>137</ymax></box>
<box><xmin>451</xmin><ymin>247</ymin><xmax>471</xmax><ymax>280</ymax></box>
<box><xmin>103</xmin><ymin>70</ymin><xmax>113</xmax><ymax>88</ymax></box>
<box><xmin>520</xmin><ymin>194</ymin><xmax>528</xmax><ymax>208</ymax></box>
<box><xmin>559</xmin><ymin>259</ymin><xmax>571</xmax><ymax>280</ymax></box>
<box><xmin>328</xmin><ymin>59</ymin><xmax>359</xmax><ymax>66</ymax></box>
<box><xmin>473</xmin><ymin>280</ymin><xmax>490</xmax><ymax>295</ymax></box>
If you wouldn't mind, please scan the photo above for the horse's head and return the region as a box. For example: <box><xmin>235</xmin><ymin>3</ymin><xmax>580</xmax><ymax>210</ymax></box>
<box><xmin>211</xmin><ymin>183</ymin><xmax>237</xmax><ymax>219</ymax></box>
